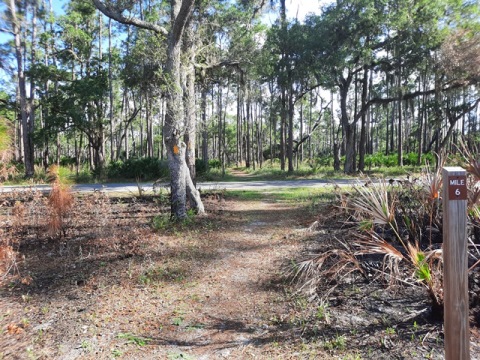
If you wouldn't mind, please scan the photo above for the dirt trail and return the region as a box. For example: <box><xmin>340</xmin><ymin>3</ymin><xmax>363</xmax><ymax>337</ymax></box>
<box><xmin>176</xmin><ymin>201</ymin><xmax>303</xmax><ymax>357</ymax></box>
<box><xmin>5</xmin><ymin>191</ymin><xmax>467</xmax><ymax>359</ymax></box>
<box><xmin>0</xmin><ymin>193</ymin><xmax>318</xmax><ymax>359</ymax></box>
<box><xmin>227</xmin><ymin>169</ymin><xmax>254</xmax><ymax>178</ymax></box>
<box><xmin>145</xmin><ymin>199</ymin><xmax>311</xmax><ymax>359</ymax></box>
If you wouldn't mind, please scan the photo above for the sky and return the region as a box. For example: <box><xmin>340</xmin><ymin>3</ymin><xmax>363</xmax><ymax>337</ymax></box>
<box><xmin>0</xmin><ymin>0</ymin><xmax>326</xmax><ymax>86</ymax></box>
<box><xmin>286</xmin><ymin>0</ymin><xmax>325</xmax><ymax>21</ymax></box>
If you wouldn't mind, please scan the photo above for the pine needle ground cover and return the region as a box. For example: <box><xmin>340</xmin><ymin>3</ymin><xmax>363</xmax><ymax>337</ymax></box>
<box><xmin>0</xmin><ymin>186</ymin><xmax>479</xmax><ymax>359</ymax></box>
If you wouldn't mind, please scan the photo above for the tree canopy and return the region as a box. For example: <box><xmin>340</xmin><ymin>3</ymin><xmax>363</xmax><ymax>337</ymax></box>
<box><xmin>0</xmin><ymin>0</ymin><xmax>478</xmax><ymax>199</ymax></box>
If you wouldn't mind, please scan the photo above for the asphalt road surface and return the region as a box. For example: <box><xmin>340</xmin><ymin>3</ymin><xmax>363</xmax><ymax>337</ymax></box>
<box><xmin>0</xmin><ymin>178</ymin><xmax>360</xmax><ymax>194</ymax></box>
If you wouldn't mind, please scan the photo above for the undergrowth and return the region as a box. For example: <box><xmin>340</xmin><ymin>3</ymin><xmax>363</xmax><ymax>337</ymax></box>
<box><xmin>0</xmin><ymin>118</ymin><xmax>16</xmax><ymax>182</ymax></box>
<box><xmin>47</xmin><ymin>165</ymin><xmax>74</xmax><ymax>237</ymax></box>
<box><xmin>292</xmin><ymin>145</ymin><xmax>480</xmax><ymax>317</ymax></box>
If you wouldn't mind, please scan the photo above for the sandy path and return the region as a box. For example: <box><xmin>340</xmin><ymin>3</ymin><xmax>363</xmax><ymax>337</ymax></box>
<box><xmin>152</xmin><ymin>199</ymin><xmax>308</xmax><ymax>359</ymax></box>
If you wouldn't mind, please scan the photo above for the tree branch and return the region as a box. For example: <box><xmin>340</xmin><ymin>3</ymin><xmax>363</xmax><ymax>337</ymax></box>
<box><xmin>171</xmin><ymin>0</ymin><xmax>195</xmax><ymax>44</ymax></box>
<box><xmin>195</xmin><ymin>60</ymin><xmax>242</xmax><ymax>71</ymax></box>
<box><xmin>92</xmin><ymin>0</ymin><xmax>167</xmax><ymax>36</ymax></box>
<box><xmin>293</xmin><ymin>100</ymin><xmax>332</xmax><ymax>153</ymax></box>
<box><xmin>0</xmin><ymin>28</ymin><xmax>14</xmax><ymax>35</ymax></box>
<box><xmin>354</xmin><ymin>78</ymin><xmax>478</xmax><ymax>123</ymax></box>
<box><xmin>294</xmin><ymin>83</ymin><xmax>323</xmax><ymax>104</ymax></box>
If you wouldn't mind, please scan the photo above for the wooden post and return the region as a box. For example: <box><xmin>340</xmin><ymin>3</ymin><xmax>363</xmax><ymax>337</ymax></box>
<box><xmin>442</xmin><ymin>166</ymin><xmax>470</xmax><ymax>360</ymax></box>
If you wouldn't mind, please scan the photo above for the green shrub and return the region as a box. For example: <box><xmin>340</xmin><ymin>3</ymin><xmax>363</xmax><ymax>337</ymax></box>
<box><xmin>310</xmin><ymin>156</ymin><xmax>333</xmax><ymax>168</ymax></box>
<box><xmin>208</xmin><ymin>159</ymin><xmax>221</xmax><ymax>169</ymax></box>
<box><xmin>107</xmin><ymin>160</ymin><xmax>123</xmax><ymax>179</ymax></box>
<box><xmin>403</xmin><ymin>152</ymin><xmax>418</xmax><ymax>166</ymax></box>
<box><xmin>364</xmin><ymin>152</ymin><xmax>435</xmax><ymax>168</ymax></box>
<box><xmin>60</xmin><ymin>156</ymin><xmax>76</xmax><ymax>167</ymax></box>
<box><xmin>421</xmin><ymin>152</ymin><xmax>435</xmax><ymax>164</ymax></box>
<box><xmin>107</xmin><ymin>157</ymin><xmax>169</xmax><ymax>180</ymax></box>
<box><xmin>195</xmin><ymin>158</ymin><xmax>208</xmax><ymax>175</ymax></box>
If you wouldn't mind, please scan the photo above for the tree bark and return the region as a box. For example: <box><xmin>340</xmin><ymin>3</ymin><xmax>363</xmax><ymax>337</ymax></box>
<box><xmin>397</xmin><ymin>61</ymin><xmax>403</xmax><ymax>167</ymax></box>
<box><xmin>287</xmin><ymin>79</ymin><xmax>294</xmax><ymax>173</ymax></box>
<box><xmin>94</xmin><ymin>0</ymin><xmax>204</xmax><ymax>219</ymax></box>
<box><xmin>339</xmin><ymin>74</ymin><xmax>355</xmax><ymax>174</ymax></box>
<box><xmin>201</xmin><ymin>85</ymin><xmax>209</xmax><ymax>164</ymax></box>
<box><xmin>109</xmin><ymin>18</ymin><xmax>115</xmax><ymax>162</ymax></box>
<box><xmin>164</xmin><ymin>0</ymin><xmax>203</xmax><ymax>219</ymax></box>
<box><xmin>280</xmin><ymin>91</ymin><xmax>286</xmax><ymax>170</ymax></box>
<box><xmin>183</xmin><ymin>20</ymin><xmax>196</xmax><ymax>183</ymax></box>
<box><xmin>9</xmin><ymin>0</ymin><xmax>34</xmax><ymax>177</ymax></box>
<box><xmin>358</xmin><ymin>66</ymin><xmax>368</xmax><ymax>172</ymax></box>
<box><xmin>246</xmin><ymin>84</ymin><xmax>251</xmax><ymax>168</ymax></box>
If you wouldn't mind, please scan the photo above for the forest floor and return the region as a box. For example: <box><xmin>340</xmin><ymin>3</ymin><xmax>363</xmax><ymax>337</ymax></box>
<box><xmin>1</xmin><ymin>186</ymin><xmax>480</xmax><ymax>359</ymax></box>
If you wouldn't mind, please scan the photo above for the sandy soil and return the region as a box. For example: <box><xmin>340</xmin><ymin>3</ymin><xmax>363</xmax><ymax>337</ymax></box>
<box><xmin>0</xmin><ymin>189</ymin><xmax>479</xmax><ymax>359</ymax></box>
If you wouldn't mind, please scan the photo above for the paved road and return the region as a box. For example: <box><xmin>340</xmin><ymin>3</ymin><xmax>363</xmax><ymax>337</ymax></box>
<box><xmin>0</xmin><ymin>178</ymin><xmax>360</xmax><ymax>194</ymax></box>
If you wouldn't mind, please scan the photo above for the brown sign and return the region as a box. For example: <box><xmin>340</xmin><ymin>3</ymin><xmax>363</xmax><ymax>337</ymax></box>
<box><xmin>448</xmin><ymin>175</ymin><xmax>467</xmax><ymax>200</ymax></box>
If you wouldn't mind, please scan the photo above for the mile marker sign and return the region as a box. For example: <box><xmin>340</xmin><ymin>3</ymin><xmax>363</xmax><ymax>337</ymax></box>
<box><xmin>448</xmin><ymin>175</ymin><xmax>467</xmax><ymax>200</ymax></box>
<box><xmin>443</xmin><ymin>167</ymin><xmax>470</xmax><ymax>360</ymax></box>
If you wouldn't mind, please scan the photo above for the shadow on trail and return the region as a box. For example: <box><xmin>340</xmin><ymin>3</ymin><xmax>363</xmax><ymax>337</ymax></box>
<box><xmin>1</xmin><ymin>192</ymin><xmax>315</xmax><ymax>298</ymax></box>
<box><xmin>0</xmin><ymin>190</ymin><xmax>327</xmax><ymax>358</ymax></box>
<box><xmin>136</xmin><ymin>314</ymin><xmax>298</xmax><ymax>354</ymax></box>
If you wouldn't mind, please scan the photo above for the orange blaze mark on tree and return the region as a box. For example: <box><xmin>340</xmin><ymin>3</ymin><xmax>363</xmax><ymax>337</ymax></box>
<box><xmin>173</xmin><ymin>145</ymin><xmax>180</xmax><ymax>155</ymax></box>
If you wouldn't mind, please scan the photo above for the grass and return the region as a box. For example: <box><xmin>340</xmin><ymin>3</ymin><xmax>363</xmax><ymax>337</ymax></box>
<box><xmin>225</xmin><ymin>190</ymin><xmax>267</xmax><ymax>200</ymax></box>
<box><xmin>237</xmin><ymin>160</ymin><xmax>421</xmax><ymax>181</ymax></box>
<box><xmin>4</xmin><ymin>165</ymin><xmax>95</xmax><ymax>185</ymax></box>
<box><xmin>2</xmin><ymin>159</ymin><xmax>420</xmax><ymax>187</ymax></box>
<box><xmin>167</xmin><ymin>352</ymin><xmax>195</xmax><ymax>360</ymax></box>
<box><xmin>139</xmin><ymin>265</ymin><xmax>187</xmax><ymax>285</ymax></box>
<box><xmin>316</xmin><ymin>302</ymin><xmax>330</xmax><ymax>322</ymax></box>
<box><xmin>324</xmin><ymin>334</ymin><xmax>347</xmax><ymax>351</ymax></box>
<box><xmin>226</xmin><ymin>187</ymin><xmax>336</xmax><ymax>203</ymax></box>
<box><xmin>362</xmin><ymin>165</ymin><xmax>422</xmax><ymax>178</ymax></box>
<box><xmin>197</xmin><ymin>168</ymin><xmax>237</xmax><ymax>182</ymax></box>
<box><xmin>266</xmin><ymin>187</ymin><xmax>337</xmax><ymax>202</ymax></box>
<box><xmin>237</xmin><ymin>162</ymin><xmax>346</xmax><ymax>180</ymax></box>
<box><xmin>116</xmin><ymin>332</ymin><xmax>151</xmax><ymax>346</ymax></box>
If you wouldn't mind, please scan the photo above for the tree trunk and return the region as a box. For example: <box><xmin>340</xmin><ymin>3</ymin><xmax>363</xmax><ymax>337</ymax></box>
<box><xmin>10</xmin><ymin>0</ymin><xmax>34</xmax><ymax>177</ymax></box>
<box><xmin>358</xmin><ymin>66</ymin><xmax>368</xmax><ymax>172</ymax></box>
<box><xmin>183</xmin><ymin>21</ymin><xmax>196</xmax><ymax>183</ymax></box>
<box><xmin>146</xmin><ymin>93</ymin><xmax>154</xmax><ymax>157</ymax></box>
<box><xmin>333</xmin><ymin>142</ymin><xmax>341</xmax><ymax>171</ymax></box>
<box><xmin>258</xmin><ymin>101</ymin><xmax>263</xmax><ymax>168</ymax></box>
<box><xmin>397</xmin><ymin>67</ymin><xmax>403</xmax><ymax>167</ymax></box>
<box><xmin>287</xmin><ymin>80</ymin><xmax>294</xmax><ymax>173</ymax></box>
<box><xmin>339</xmin><ymin>75</ymin><xmax>355</xmax><ymax>174</ymax></box>
<box><xmin>139</xmin><ymin>96</ymin><xmax>144</xmax><ymax>157</ymax></box>
<box><xmin>246</xmin><ymin>84</ymin><xmax>251</xmax><ymax>168</ymax></box>
<box><xmin>299</xmin><ymin>99</ymin><xmax>303</xmax><ymax>163</ymax></box>
<box><xmin>164</xmin><ymin>0</ymin><xmax>203</xmax><ymax>219</ymax></box>
<box><xmin>29</xmin><ymin>0</ymin><xmax>37</xmax><ymax>168</ymax></box>
<box><xmin>222</xmin><ymin>82</ymin><xmax>229</xmax><ymax>175</ymax></box>
<box><xmin>280</xmin><ymin>91</ymin><xmax>286</xmax><ymax>170</ymax></box>
<box><xmin>237</xmin><ymin>75</ymin><xmax>244</xmax><ymax>166</ymax></box>
<box><xmin>201</xmin><ymin>85</ymin><xmax>209</xmax><ymax>164</ymax></box>
<box><xmin>109</xmin><ymin>18</ymin><xmax>115</xmax><ymax>162</ymax></box>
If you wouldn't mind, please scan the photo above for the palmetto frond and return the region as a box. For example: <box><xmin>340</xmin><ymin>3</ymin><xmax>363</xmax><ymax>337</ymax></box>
<box><xmin>459</xmin><ymin>139</ymin><xmax>480</xmax><ymax>181</ymax></box>
<box><xmin>354</xmin><ymin>232</ymin><xmax>404</xmax><ymax>282</ymax></box>
<box><xmin>352</xmin><ymin>179</ymin><xmax>394</xmax><ymax>225</ymax></box>
<box><xmin>290</xmin><ymin>248</ymin><xmax>364</xmax><ymax>298</ymax></box>
<box><xmin>468</xmin><ymin>184</ymin><xmax>480</xmax><ymax>219</ymax></box>
<box><xmin>421</xmin><ymin>161</ymin><xmax>443</xmax><ymax>201</ymax></box>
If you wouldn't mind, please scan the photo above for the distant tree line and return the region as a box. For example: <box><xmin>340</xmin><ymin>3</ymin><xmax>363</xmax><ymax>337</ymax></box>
<box><xmin>1</xmin><ymin>0</ymin><xmax>479</xmax><ymax>217</ymax></box>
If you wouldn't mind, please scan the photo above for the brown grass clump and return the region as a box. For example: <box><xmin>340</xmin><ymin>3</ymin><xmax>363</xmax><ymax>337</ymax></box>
<box><xmin>47</xmin><ymin>165</ymin><xmax>74</xmax><ymax>236</ymax></box>
<box><xmin>290</xmin><ymin>245</ymin><xmax>365</xmax><ymax>300</ymax></box>
<box><xmin>0</xmin><ymin>243</ymin><xmax>18</xmax><ymax>276</ymax></box>
<box><xmin>0</xmin><ymin>225</ymin><xmax>17</xmax><ymax>276</ymax></box>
